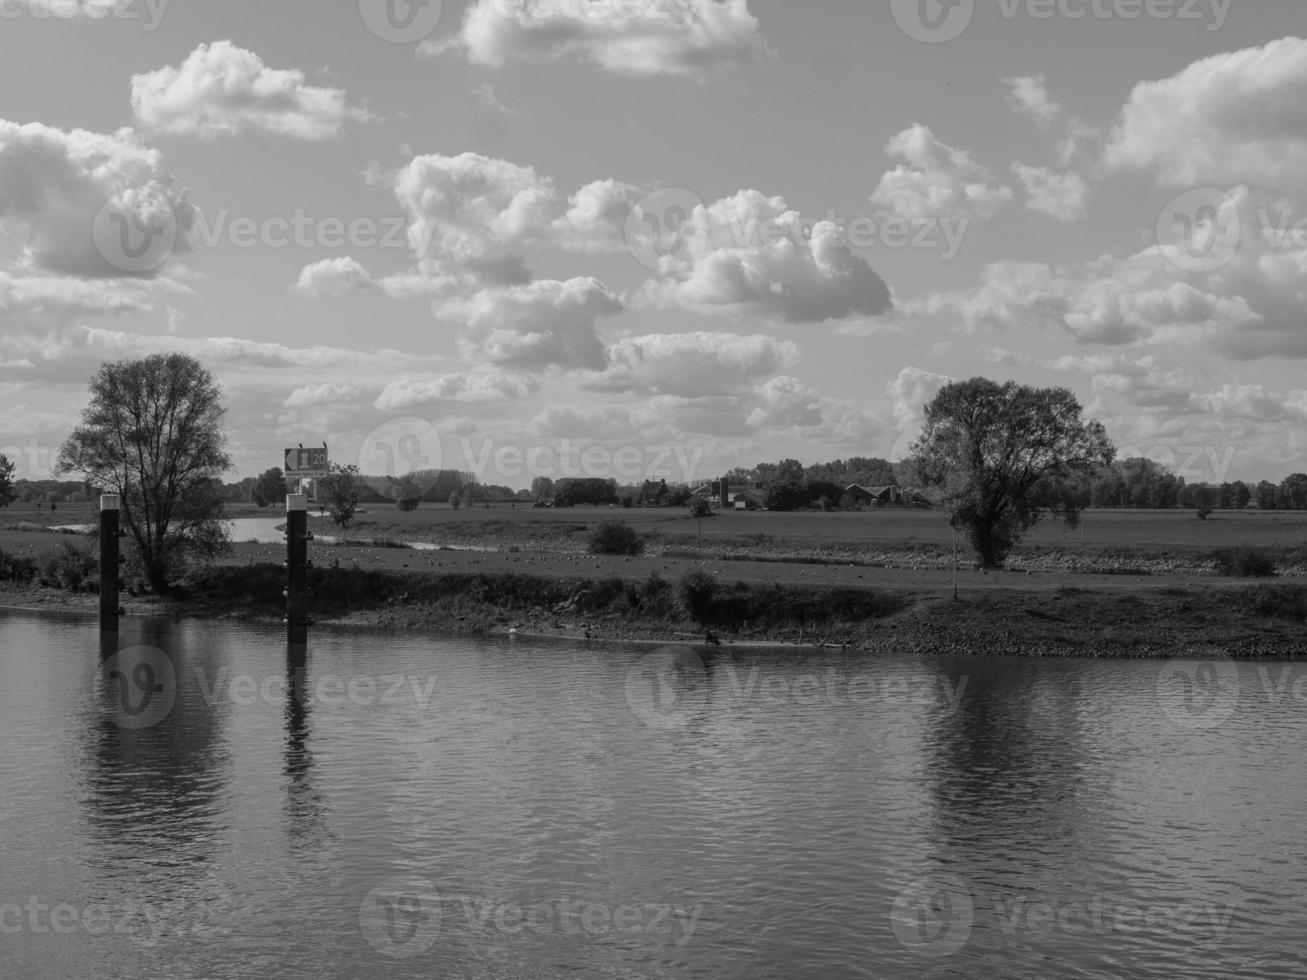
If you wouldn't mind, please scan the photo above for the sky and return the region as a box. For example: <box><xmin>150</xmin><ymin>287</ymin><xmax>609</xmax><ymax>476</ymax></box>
<box><xmin>1</xmin><ymin>0</ymin><xmax>1306</xmax><ymax>491</ymax></box>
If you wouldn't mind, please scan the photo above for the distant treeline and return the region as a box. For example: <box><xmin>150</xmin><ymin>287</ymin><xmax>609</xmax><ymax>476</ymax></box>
<box><xmin>204</xmin><ymin>455</ymin><xmax>1307</xmax><ymax>513</ymax></box>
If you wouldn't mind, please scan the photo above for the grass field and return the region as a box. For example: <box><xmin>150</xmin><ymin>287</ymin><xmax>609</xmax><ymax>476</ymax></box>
<box><xmin>7</xmin><ymin>499</ymin><xmax>1307</xmax><ymax>654</ymax></box>
<box><xmin>8</xmin><ymin>500</ymin><xmax>1307</xmax><ymax>555</ymax></box>
<box><xmin>296</xmin><ymin>502</ymin><xmax>1307</xmax><ymax>553</ymax></box>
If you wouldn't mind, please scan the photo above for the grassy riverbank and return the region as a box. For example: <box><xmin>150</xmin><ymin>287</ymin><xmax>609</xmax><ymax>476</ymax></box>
<box><xmin>6</xmin><ymin>563</ymin><xmax>1307</xmax><ymax>658</ymax></box>
<box><xmin>5</xmin><ymin>502</ymin><xmax>1307</xmax><ymax>655</ymax></box>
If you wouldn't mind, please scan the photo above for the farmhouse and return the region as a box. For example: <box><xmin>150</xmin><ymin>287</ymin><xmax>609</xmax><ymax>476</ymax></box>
<box><xmin>639</xmin><ymin>479</ymin><xmax>669</xmax><ymax>506</ymax></box>
<box><xmin>844</xmin><ymin>484</ymin><xmax>934</xmax><ymax>507</ymax></box>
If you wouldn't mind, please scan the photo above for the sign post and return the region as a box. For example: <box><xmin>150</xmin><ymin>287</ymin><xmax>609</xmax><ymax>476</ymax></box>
<box><xmin>284</xmin><ymin>446</ymin><xmax>329</xmax><ymax>480</ymax></box>
<box><xmin>285</xmin><ymin>493</ymin><xmax>312</xmax><ymax>645</ymax></box>
<box><xmin>99</xmin><ymin>494</ymin><xmax>122</xmax><ymax>634</ymax></box>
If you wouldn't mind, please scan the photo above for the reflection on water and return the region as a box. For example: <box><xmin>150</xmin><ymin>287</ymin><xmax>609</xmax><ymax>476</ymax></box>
<box><xmin>1</xmin><ymin>609</ymin><xmax>1305</xmax><ymax>979</ymax></box>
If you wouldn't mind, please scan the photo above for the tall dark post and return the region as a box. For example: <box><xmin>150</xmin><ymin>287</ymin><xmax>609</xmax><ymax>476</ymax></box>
<box><xmin>286</xmin><ymin>493</ymin><xmax>310</xmax><ymax>645</ymax></box>
<box><xmin>99</xmin><ymin>494</ymin><xmax>121</xmax><ymax>633</ymax></box>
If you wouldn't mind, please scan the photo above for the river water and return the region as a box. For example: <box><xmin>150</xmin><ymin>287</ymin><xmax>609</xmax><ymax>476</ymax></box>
<box><xmin>1</xmin><ymin>609</ymin><xmax>1304</xmax><ymax>979</ymax></box>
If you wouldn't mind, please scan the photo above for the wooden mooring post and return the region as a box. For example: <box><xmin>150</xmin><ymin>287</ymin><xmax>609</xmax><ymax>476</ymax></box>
<box><xmin>99</xmin><ymin>494</ymin><xmax>123</xmax><ymax>634</ymax></box>
<box><xmin>285</xmin><ymin>493</ymin><xmax>311</xmax><ymax>644</ymax></box>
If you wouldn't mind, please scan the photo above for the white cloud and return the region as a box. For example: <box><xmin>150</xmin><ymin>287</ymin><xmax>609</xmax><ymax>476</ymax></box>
<box><xmin>638</xmin><ymin>189</ymin><xmax>893</xmax><ymax>322</ymax></box>
<box><xmin>593</xmin><ymin>331</ymin><xmax>797</xmax><ymax>398</ymax></box>
<box><xmin>284</xmin><ymin>383</ymin><xmax>364</xmax><ymax>408</ymax></box>
<box><xmin>430</xmin><ymin>0</ymin><xmax>771</xmax><ymax>78</ymax></box>
<box><xmin>903</xmin><ymin>251</ymin><xmax>1255</xmax><ymax>348</ymax></box>
<box><xmin>392</xmin><ymin>152</ymin><xmax>637</xmax><ymax>272</ymax></box>
<box><xmin>0</xmin><ymin>118</ymin><xmax>194</xmax><ymax>278</ymax></box>
<box><xmin>294</xmin><ymin>256</ymin><xmax>458</xmax><ymax>300</ymax></box>
<box><xmin>1012</xmin><ymin>164</ymin><xmax>1089</xmax><ymax>222</ymax></box>
<box><xmin>1050</xmin><ymin>353</ymin><xmax>1207</xmax><ymax>413</ymax></box>
<box><xmin>131</xmin><ymin>41</ymin><xmax>369</xmax><ymax>140</ymax></box>
<box><xmin>375</xmin><ymin>371</ymin><xmax>538</xmax><ymax>411</ymax></box>
<box><xmin>440</xmin><ymin>277</ymin><xmax>622</xmax><ymax>371</ymax></box>
<box><xmin>745</xmin><ymin>375</ymin><xmax>823</xmax><ymax>430</ymax></box>
<box><xmin>1104</xmin><ymin>36</ymin><xmax>1307</xmax><ymax>188</ymax></box>
<box><xmin>80</xmin><ymin>327</ymin><xmax>426</xmax><ymax>373</ymax></box>
<box><xmin>0</xmin><ymin>270</ymin><xmax>157</xmax><ymax>316</ymax></box>
<box><xmin>889</xmin><ymin>366</ymin><xmax>951</xmax><ymax>433</ymax></box>
<box><xmin>871</xmin><ymin>124</ymin><xmax>1012</xmax><ymax>221</ymax></box>
<box><xmin>9</xmin><ymin>0</ymin><xmax>137</xmax><ymax>15</ymax></box>
<box><xmin>472</xmin><ymin>82</ymin><xmax>512</xmax><ymax>115</ymax></box>
<box><xmin>1004</xmin><ymin>75</ymin><xmax>1062</xmax><ymax>128</ymax></box>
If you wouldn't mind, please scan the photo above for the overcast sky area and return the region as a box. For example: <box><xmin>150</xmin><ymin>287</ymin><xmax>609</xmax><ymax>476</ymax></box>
<box><xmin>2</xmin><ymin>0</ymin><xmax>1306</xmax><ymax>489</ymax></box>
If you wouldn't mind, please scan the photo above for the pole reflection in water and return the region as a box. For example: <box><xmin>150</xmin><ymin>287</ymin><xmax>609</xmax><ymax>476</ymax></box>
<box><xmin>284</xmin><ymin>643</ymin><xmax>329</xmax><ymax>849</ymax></box>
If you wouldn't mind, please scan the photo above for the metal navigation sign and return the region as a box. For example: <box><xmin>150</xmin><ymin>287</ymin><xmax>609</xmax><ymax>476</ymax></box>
<box><xmin>285</xmin><ymin>446</ymin><xmax>329</xmax><ymax>478</ymax></box>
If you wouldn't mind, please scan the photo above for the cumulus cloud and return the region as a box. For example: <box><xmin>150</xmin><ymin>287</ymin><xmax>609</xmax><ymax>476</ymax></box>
<box><xmin>1103</xmin><ymin>36</ymin><xmax>1307</xmax><ymax>188</ymax></box>
<box><xmin>284</xmin><ymin>383</ymin><xmax>364</xmax><ymax>408</ymax></box>
<box><xmin>294</xmin><ymin>257</ymin><xmax>380</xmax><ymax>298</ymax></box>
<box><xmin>1012</xmin><ymin>164</ymin><xmax>1089</xmax><ymax>222</ymax></box>
<box><xmin>429</xmin><ymin>0</ymin><xmax>771</xmax><ymax>78</ymax></box>
<box><xmin>1049</xmin><ymin>353</ymin><xmax>1207</xmax><ymax>413</ymax></box>
<box><xmin>392</xmin><ymin>152</ymin><xmax>638</xmax><ymax>273</ymax></box>
<box><xmin>0</xmin><ymin>270</ymin><xmax>157</xmax><ymax>316</ymax></box>
<box><xmin>889</xmin><ymin>366</ymin><xmax>951</xmax><ymax>433</ymax></box>
<box><xmin>1004</xmin><ymin>75</ymin><xmax>1062</xmax><ymax>128</ymax></box>
<box><xmin>638</xmin><ymin>190</ymin><xmax>893</xmax><ymax>322</ymax></box>
<box><xmin>440</xmin><ymin>277</ymin><xmax>622</xmax><ymax>371</ymax></box>
<box><xmin>593</xmin><ymin>330</ymin><xmax>797</xmax><ymax>398</ymax></box>
<box><xmin>9</xmin><ymin>0</ymin><xmax>139</xmax><ymax>15</ymax></box>
<box><xmin>80</xmin><ymin>327</ymin><xmax>426</xmax><ymax>373</ymax></box>
<box><xmin>294</xmin><ymin>256</ymin><xmax>460</xmax><ymax>300</ymax></box>
<box><xmin>903</xmin><ymin>249</ymin><xmax>1255</xmax><ymax>348</ymax></box>
<box><xmin>131</xmin><ymin>41</ymin><xmax>369</xmax><ymax>140</ymax></box>
<box><xmin>0</xmin><ymin>119</ymin><xmax>194</xmax><ymax>278</ymax></box>
<box><xmin>871</xmin><ymin>124</ymin><xmax>1012</xmax><ymax>221</ymax></box>
<box><xmin>375</xmin><ymin>371</ymin><xmax>538</xmax><ymax>411</ymax></box>
<box><xmin>745</xmin><ymin>375</ymin><xmax>824</xmax><ymax>430</ymax></box>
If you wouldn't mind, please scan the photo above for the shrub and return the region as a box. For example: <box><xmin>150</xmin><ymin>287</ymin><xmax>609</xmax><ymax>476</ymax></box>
<box><xmin>1211</xmin><ymin>547</ymin><xmax>1276</xmax><ymax>578</ymax></box>
<box><xmin>1245</xmin><ymin>585</ymin><xmax>1307</xmax><ymax>621</ymax></box>
<box><xmin>0</xmin><ymin>547</ymin><xmax>37</xmax><ymax>584</ymax></box>
<box><xmin>40</xmin><ymin>540</ymin><xmax>98</xmax><ymax>592</ymax></box>
<box><xmin>396</xmin><ymin>497</ymin><xmax>420</xmax><ymax>512</ymax></box>
<box><xmin>679</xmin><ymin>571</ymin><xmax>718</xmax><ymax>621</ymax></box>
<box><xmin>688</xmin><ymin>497</ymin><xmax>713</xmax><ymax>519</ymax></box>
<box><xmin>589</xmin><ymin>520</ymin><xmax>644</xmax><ymax>556</ymax></box>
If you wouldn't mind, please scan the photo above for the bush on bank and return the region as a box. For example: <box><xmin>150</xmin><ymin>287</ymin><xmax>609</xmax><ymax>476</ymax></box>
<box><xmin>182</xmin><ymin>564</ymin><xmax>904</xmax><ymax>634</ymax></box>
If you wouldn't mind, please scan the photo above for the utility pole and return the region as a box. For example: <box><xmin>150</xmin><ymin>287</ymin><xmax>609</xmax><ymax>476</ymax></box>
<box><xmin>99</xmin><ymin>494</ymin><xmax>124</xmax><ymax>635</ymax></box>
<box><xmin>285</xmin><ymin>493</ymin><xmax>312</xmax><ymax>644</ymax></box>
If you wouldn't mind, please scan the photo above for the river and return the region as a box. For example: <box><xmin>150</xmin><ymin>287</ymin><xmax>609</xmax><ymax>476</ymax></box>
<box><xmin>1</xmin><ymin>610</ymin><xmax>1304</xmax><ymax>978</ymax></box>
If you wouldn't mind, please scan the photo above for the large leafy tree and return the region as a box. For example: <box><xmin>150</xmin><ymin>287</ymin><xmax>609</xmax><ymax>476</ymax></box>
<box><xmin>57</xmin><ymin>353</ymin><xmax>232</xmax><ymax>592</ymax></box>
<box><xmin>910</xmin><ymin>378</ymin><xmax>1115</xmax><ymax>568</ymax></box>
<box><xmin>253</xmin><ymin>466</ymin><xmax>287</xmax><ymax>508</ymax></box>
<box><xmin>319</xmin><ymin>462</ymin><xmax>363</xmax><ymax>527</ymax></box>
